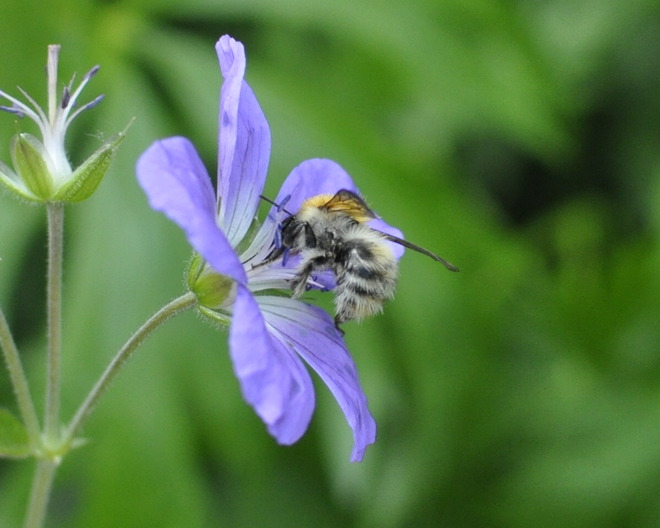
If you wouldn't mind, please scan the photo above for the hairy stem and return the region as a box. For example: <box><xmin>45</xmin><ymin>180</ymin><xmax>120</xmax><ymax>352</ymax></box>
<box><xmin>44</xmin><ymin>202</ymin><xmax>64</xmax><ymax>443</ymax></box>
<box><xmin>64</xmin><ymin>292</ymin><xmax>197</xmax><ymax>443</ymax></box>
<box><xmin>23</xmin><ymin>459</ymin><xmax>58</xmax><ymax>528</ymax></box>
<box><xmin>0</xmin><ymin>306</ymin><xmax>41</xmax><ymax>447</ymax></box>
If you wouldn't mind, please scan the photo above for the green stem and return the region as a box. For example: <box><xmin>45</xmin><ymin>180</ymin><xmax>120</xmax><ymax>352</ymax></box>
<box><xmin>64</xmin><ymin>292</ymin><xmax>197</xmax><ymax>444</ymax></box>
<box><xmin>23</xmin><ymin>459</ymin><xmax>58</xmax><ymax>528</ymax></box>
<box><xmin>0</xmin><ymin>306</ymin><xmax>41</xmax><ymax>447</ymax></box>
<box><xmin>44</xmin><ymin>202</ymin><xmax>64</xmax><ymax>443</ymax></box>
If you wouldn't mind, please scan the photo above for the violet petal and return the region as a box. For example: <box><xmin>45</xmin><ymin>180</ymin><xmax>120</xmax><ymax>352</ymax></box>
<box><xmin>230</xmin><ymin>286</ymin><xmax>315</xmax><ymax>445</ymax></box>
<box><xmin>260</xmin><ymin>296</ymin><xmax>377</xmax><ymax>462</ymax></box>
<box><xmin>216</xmin><ymin>35</ymin><xmax>272</xmax><ymax>247</ymax></box>
<box><xmin>136</xmin><ymin>137</ymin><xmax>246</xmax><ymax>282</ymax></box>
<box><xmin>274</xmin><ymin>158</ymin><xmax>358</xmax><ymax>213</ymax></box>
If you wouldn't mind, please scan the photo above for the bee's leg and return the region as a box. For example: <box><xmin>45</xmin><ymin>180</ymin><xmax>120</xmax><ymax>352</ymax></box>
<box><xmin>251</xmin><ymin>246</ymin><xmax>285</xmax><ymax>269</ymax></box>
<box><xmin>290</xmin><ymin>254</ymin><xmax>331</xmax><ymax>298</ymax></box>
<box><xmin>333</xmin><ymin>315</ymin><xmax>346</xmax><ymax>335</ymax></box>
<box><xmin>291</xmin><ymin>266</ymin><xmax>314</xmax><ymax>299</ymax></box>
<box><xmin>290</xmin><ymin>263</ymin><xmax>314</xmax><ymax>298</ymax></box>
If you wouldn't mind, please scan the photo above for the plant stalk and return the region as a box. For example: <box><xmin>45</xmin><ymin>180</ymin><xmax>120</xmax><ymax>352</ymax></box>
<box><xmin>0</xmin><ymin>306</ymin><xmax>41</xmax><ymax>447</ymax></box>
<box><xmin>44</xmin><ymin>202</ymin><xmax>64</xmax><ymax>444</ymax></box>
<box><xmin>64</xmin><ymin>292</ymin><xmax>197</xmax><ymax>444</ymax></box>
<box><xmin>23</xmin><ymin>459</ymin><xmax>58</xmax><ymax>528</ymax></box>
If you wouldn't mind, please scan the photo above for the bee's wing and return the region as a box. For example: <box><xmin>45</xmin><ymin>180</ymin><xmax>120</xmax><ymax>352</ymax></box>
<box><xmin>376</xmin><ymin>230</ymin><xmax>459</xmax><ymax>272</ymax></box>
<box><xmin>324</xmin><ymin>189</ymin><xmax>377</xmax><ymax>221</ymax></box>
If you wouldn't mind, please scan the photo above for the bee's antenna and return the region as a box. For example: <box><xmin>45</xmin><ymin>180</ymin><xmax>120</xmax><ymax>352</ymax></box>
<box><xmin>379</xmin><ymin>232</ymin><xmax>459</xmax><ymax>272</ymax></box>
<box><xmin>259</xmin><ymin>194</ymin><xmax>294</xmax><ymax>216</ymax></box>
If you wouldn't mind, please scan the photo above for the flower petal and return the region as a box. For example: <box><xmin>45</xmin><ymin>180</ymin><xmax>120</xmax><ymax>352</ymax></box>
<box><xmin>274</xmin><ymin>158</ymin><xmax>358</xmax><ymax>213</ymax></box>
<box><xmin>136</xmin><ymin>137</ymin><xmax>246</xmax><ymax>282</ymax></box>
<box><xmin>260</xmin><ymin>296</ymin><xmax>377</xmax><ymax>462</ymax></box>
<box><xmin>230</xmin><ymin>285</ymin><xmax>315</xmax><ymax>445</ymax></box>
<box><xmin>216</xmin><ymin>35</ymin><xmax>272</xmax><ymax>247</ymax></box>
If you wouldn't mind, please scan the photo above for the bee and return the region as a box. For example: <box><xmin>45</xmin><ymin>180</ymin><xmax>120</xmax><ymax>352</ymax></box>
<box><xmin>261</xmin><ymin>189</ymin><xmax>458</xmax><ymax>328</ymax></box>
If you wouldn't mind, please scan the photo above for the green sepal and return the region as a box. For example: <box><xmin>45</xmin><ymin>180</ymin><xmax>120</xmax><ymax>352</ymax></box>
<box><xmin>0</xmin><ymin>159</ymin><xmax>40</xmax><ymax>201</ymax></box>
<box><xmin>197</xmin><ymin>305</ymin><xmax>231</xmax><ymax>329</ymax></box>
<box><xmin>0</xmin><ymin>408</ymin><xmax>31</xmax><ymax>458</ymax></box>
<box><xmin>10</xmin><ymin>133</ymin><xmax>54</xmax><ymax>200</ymax></box>
<box><xmin>187</xmin><ymin>252</ymin><xmax>205</xmax><ymax>291</ymax></box>
<box><xmin>53</xmin><ymin>123</ymin><xmax>130</xmax><ymax>202</ymax></box>
<box><xmin>187</xmin><ymin>252</ymin><xmax>236</xmax><ymax>309</ymax></box>
<box><xmin>192</xmin><ymin>268</ymin><xmax>235</xmax><ymax>309</ymax></box>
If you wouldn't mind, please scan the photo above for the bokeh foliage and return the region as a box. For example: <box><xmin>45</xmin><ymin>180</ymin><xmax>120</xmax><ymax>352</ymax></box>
<box><xmin>1</xmin><ymin>0</ymin><xmax>659</xmax><ymax>526</ymax></box>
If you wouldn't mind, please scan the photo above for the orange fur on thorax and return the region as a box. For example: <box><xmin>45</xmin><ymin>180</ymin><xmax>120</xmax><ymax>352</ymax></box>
<box><xmin>300</xmin><ymin>194</ymin><xmax>373</xmax><ymax>223</ymax></box>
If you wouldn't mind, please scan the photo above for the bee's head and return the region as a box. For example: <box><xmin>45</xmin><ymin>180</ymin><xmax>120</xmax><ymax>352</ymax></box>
<box><xmin>280</xmin><ymin>214</ymin><xmax>317</xmax><ymax>250</ymax></box>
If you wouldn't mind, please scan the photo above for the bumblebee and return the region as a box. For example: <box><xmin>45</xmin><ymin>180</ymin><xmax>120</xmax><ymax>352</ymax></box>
<box><xmin>262</xmin><ymin>189</ymin><xmax>458</xmax><ymax>328</ymax></box>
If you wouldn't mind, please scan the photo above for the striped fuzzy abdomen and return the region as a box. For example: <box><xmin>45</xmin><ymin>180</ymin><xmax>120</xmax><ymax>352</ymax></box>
<box><xmin>333</xmin><ymin>226</ymin><xmax>398</xmax><ymax>324</ymax></box>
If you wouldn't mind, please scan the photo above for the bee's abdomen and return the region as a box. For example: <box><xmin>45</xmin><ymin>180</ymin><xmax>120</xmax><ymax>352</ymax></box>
<box><xmin>334</xmin><ymin>237</ymin><xmax>398</xmax><ymax>323</ymax></box>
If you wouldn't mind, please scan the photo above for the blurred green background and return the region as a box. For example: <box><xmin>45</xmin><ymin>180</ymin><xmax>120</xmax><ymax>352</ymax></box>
<box><xmin>1</xmin><ymin>0</ymin><xmax>660</xmax><ymax>526</ymax></box>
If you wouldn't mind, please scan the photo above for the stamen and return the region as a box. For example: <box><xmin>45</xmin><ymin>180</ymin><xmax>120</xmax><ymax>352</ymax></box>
<box><xmin>63</xmin><ymin>67</ymin><xmax>98</xmax><ymax>118</ymax></box>
<box><xmin>61</xmin><ymin>72</ymin><xmax>77</xmax><ymax>110</ymax></box>
<box><xmin>0</xmin><ymin>105</ymin><xmax>25</xmax><ymax>117</ymax></box>
<box><xmin>278</xmin><ymin>194</ymin><xmax>292</xmax><ymax>211</ymax></box>
<box><xmin>259</xmin><ymin>193</ymin><xmax>293</xmax><ymax>215</ymax></box>
<box><xmin>0</xmin><ymin>88</ymin><xmax>42</xmax><ymax>124</ymax></box>
<box><xmin>273</xmin><ymin>225</ymin><xmax>283</xmax><ymax>248</ymax></box>
<box><xmin>61</xmin><ymin>86</ymin><xmax>71</xmax><ymax>109</ymax></box>
<box><xmin>80</xmin><ymin>93</ymin><xmax>104</xmax><ymax>111</ymax></box>
<box><xmin>16</xmin><ymin>86</ymin><xmax>48</xmax><ymax>123</ymax></box>
<box><xmin>65</xmin><ymin>94</ymin><xmax>104</xmax><ymax>126</ymax></box>
<box><xmin>83</xmin><ymin>65</ymin><xmax>101</xmax><ymax>82</ymax></box>
<box><xmin>281</xmin><ymin>248</ymin><xmax>290</xmax><ymax>267</ymax></box>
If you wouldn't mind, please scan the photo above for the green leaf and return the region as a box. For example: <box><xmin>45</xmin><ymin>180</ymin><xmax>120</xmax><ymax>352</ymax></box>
<box><xmin>0</xmin><ymin>408</ymin><xmax>31</xmax><ymax>458</ymax></box>
<box><xmin>53</xmin><ymin>122</ymin><xmax>131</xmax><ymax>203</ymax></box>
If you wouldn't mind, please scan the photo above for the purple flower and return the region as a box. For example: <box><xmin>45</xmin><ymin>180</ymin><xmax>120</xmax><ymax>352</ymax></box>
<box><xmin>137</xmin><ymin>35</ymin><xmax>399</xmax><ymax>462</ymax></box>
